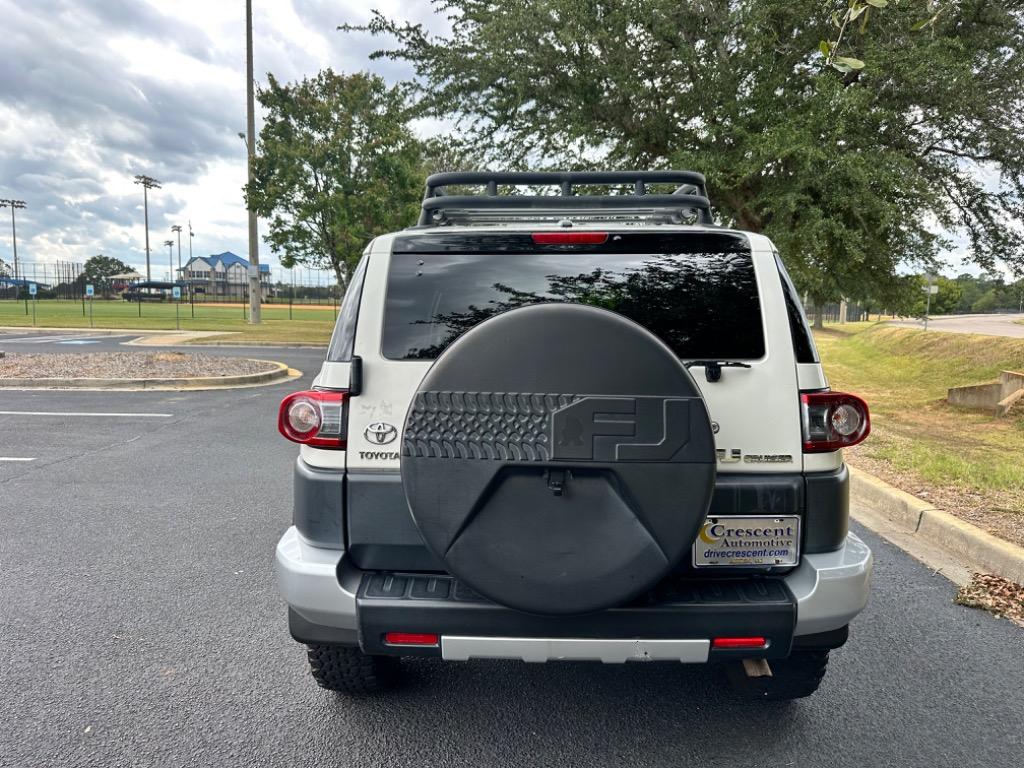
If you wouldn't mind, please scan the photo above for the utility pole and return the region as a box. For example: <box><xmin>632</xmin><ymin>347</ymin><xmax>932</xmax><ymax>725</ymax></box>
<box><xmin>0</xmin><ymin>199</ymin><xmax>26</xmax><ymax>283</ymax></box>
<box><xmin>163</xmin><ymin>240</ymin><xmax>174</xmax><ymax>282</ymax></box>
<box><xmin>188</xmin><ymin>221</ymin><xmax>194</xmax><ymax>291</ymax></box>
<box><xmin>133</xmin><ymin>175</ymin><xmax>161</xmax><ymax>281</ymax></box>
<box><xmin>245</xmin><ymin>0</ymin><xmax>261</xmax><ymax>324</ymax></box>
<box><xmin>923</xmin><ymin>272</ymin><xmax>937</xmax><ymax>331</ymax></box>
<box><xmin>171</xmin><ymin>224</ymin><xmax>182</xmax><ymax>281</ymax></box>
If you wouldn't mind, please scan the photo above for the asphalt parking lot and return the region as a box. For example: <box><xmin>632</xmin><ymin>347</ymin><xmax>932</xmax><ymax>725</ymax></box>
<box><xmin>2</xmin><ymin>337</ymin><xmax>1023</xmax><ymax>767</ymax></box>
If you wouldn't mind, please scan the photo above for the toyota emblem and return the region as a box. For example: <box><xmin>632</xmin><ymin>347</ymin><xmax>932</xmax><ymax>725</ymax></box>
<box><xmin>364</xmin><ymin>421</ymin><xmax>397</xmax><ymax>446</ymax></box>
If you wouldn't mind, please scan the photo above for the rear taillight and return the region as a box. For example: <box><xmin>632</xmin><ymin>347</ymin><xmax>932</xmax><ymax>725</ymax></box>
<box><xmin>800</xmin><ymin>391</ymin><xmax>870</xmax><ymax>453</ymax></box>
<box><xmin>712</xmin><ymin>636</ymin><xmax>767</xmax><ymax>650</ymax></box>
<box><xmin>531</xmin><ymin>231</ymin><xmax>609</xmax><ymax>245</ymax></box>
<box><xmin>384</xmin><ymin>632</ymin><xmax>440</xmax><ymax>647</ymax></box>
<box><xmin>278</xmin><ymin>390</ymin><xmax>348</xmax><ymax>448</ymax></box>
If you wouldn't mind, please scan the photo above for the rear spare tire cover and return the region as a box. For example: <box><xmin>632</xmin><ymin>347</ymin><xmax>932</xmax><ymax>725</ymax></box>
<box><xmin>400</xmin><ymin>303</ymin><xmax>716</xmax><ymax>615</ymax></box>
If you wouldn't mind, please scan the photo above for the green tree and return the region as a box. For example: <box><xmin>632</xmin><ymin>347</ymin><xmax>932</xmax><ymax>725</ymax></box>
<box><xmin>850</xmin><ymin>272</ymin><xmax>919</xmax><ymax>317</ymax></box>
<box><xmin>972</xmin><ymin>289</ymin><xmax>1001</xmax><ymax>313</ymax></box>
<box><xmin>954</xmin><ymin>273</ymin><xmax>986</xmax><ymax>313</ymax></box>
<box><xmin>353</xmin><ymin>1</ymin><xmax>1024</xmax><ymax>322</ymax></box>
<box><xmin>82</xmin><ymin>254</ymin><xmax>133</xmax><ymax>298</ymax></box>
<box><xmin>246</xmin><ymin>70</ymin><xmax>425</xmax><ymax>287</ymax></box>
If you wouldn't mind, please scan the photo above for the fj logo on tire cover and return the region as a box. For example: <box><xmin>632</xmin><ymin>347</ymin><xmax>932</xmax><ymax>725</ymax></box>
<box><xmin>551</xmin><ymin>396</ymin><xmax>693</xmax><ymax>462</ymax></box>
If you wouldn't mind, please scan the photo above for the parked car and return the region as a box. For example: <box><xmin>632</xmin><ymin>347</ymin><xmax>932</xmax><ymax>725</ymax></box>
<box><xmin>275</xmin><ymin>170</ymin><xmax>872</xmax><ymax>700</ymax></box>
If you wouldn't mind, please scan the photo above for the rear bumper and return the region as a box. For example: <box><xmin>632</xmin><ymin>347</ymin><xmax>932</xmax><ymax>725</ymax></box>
<box><xmin>276</xmin><ymin>528</ymin><xmax>872</xmax><ymax>657</ymax></box>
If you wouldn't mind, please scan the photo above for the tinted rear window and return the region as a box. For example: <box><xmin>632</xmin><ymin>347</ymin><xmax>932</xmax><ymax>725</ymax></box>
<box><xmin>382</xmin><ymin>233</ymin><xmax>763</xmax><ymax>361</ymax></box>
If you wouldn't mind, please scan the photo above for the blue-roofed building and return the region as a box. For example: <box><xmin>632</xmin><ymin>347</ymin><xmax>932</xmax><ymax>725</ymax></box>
<box><xmin>0</xmin><ymin>277</ymin><xmax>49</xmax><ymax>288</ymax></box>
<box><xmin>0</xmin><ymin>276</ymin><xmax>50</xmax><ymax>298</ymax></box>
<box><xmin>180</xmin><ymin>251</ymin><xmax>270</xmax><ymax>298</ymax></box>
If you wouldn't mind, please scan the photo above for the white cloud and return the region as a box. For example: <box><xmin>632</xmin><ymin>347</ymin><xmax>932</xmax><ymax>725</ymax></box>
<box><xmin>0</xmin><ymin>0</ymin><xmax>438</xmax><ymax>274</ymax></box>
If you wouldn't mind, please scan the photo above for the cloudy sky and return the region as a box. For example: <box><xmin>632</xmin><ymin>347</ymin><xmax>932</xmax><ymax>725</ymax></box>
<box><xmin>0</xmin><ymin>0</ymin><xmax>438</xmax><ymax>279</ymax></box>
<box><xmin>0</xmin><ymin>1</ymin><xmax>1002</xmax><ymax>283</ymax></box>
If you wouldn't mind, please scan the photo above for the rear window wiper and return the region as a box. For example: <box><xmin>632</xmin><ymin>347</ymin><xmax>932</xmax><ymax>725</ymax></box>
<box><xmin>684</xmin><ymin>360</ymin><xmax>752</xmax><ymax>383</ymax></box>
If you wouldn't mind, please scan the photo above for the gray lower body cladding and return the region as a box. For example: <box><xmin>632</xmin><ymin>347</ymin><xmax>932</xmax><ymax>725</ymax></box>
<box><xmin>277</xmin><ymin>526</ymin><xmax>871</xmax><ymax>649</ymax></box>
<box><xmin>292</xmin><ymin>459</ymin><xmax>849</xmax><ymax>571</ymax></box>
<box><xmin>354</xmin><ymin>572</ymin><xmax>798</xmax><ymax>659</ymax></box>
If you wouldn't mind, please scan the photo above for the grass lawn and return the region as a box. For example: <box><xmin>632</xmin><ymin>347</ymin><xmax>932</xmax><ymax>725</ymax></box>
<box><xmin>0</xmin><ymin>299</ymin><xmax>335</xmax><ymax>344</ymax></box>
<box><xmin>816</xmin><ymin>323</ymin><xmax>1024</xmax><ymax>545</ymax></box>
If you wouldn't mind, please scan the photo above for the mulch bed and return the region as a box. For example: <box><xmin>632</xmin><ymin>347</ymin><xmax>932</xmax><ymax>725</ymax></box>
<box><xmin>0</xmin><ymin>352</ymin><xmax>277</xmax><ymax>379</ymax></box>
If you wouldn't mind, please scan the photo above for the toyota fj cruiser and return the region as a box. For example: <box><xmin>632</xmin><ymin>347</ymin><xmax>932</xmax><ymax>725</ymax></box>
<box><xmin>275</xmin><ymin>171</ymin><xmax>872</xmax><ymax>700</ymax></box>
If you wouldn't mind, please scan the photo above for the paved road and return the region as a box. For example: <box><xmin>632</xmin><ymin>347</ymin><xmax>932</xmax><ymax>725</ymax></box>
<box><xmin>0</xmin><ymin>328</ymin><xmax>320</xmax><ymax>360</ymax></box>
<box><xmin>889</xmin><ymin>313</ymin><xmax>1024</xmax><ymax>338</ymax></box>
<box><xmin>0</xmin><ymin>330</ymin><xmax>140</xmax><ymax>350</ymax></box>
<box><xmin>0</xmin><ymin>329</ymin><xmax>323</xmax><ymax>368</ymax></box>
<box><xmin>2</xmin><ymin>347</ymin><xmax>1022</xmax><ymax>767</ymax></box>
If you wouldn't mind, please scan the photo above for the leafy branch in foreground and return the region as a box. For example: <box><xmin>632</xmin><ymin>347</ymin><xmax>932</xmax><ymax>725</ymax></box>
<box><xmin>820</xmin><ymin>0</ymin><xmax>889</xmax><ymax>73</ymax></box>
<box><xmin>347</xmin><ymin>0</ymin><xmax>1024</xmax><ymax>316</ymax></box>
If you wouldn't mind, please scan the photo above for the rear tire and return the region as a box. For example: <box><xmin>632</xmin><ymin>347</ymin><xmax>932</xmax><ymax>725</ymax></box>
<box><xmin>305</xmin><ymin>644</ymin><xmax>401</xmax><ymax>694</ymax></box>
<box><xmin>726</xmin><ymin>650</ymin><xmax>829</xmax><ymax>701</ymax></box>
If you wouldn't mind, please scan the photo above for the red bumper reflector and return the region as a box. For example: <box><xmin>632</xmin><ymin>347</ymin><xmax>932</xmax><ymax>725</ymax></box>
<box><xmin>531</xmin><ymin>231</ymin><xmax>609</xmax><ymax>245</ymax></box>
<box><xmin>384</xmin><ymin>632</ymin><xmax>440</xmax><ymax>646</ymax></box>
<box><xmin>712</xmin><ymin>636</ymin><xmax>767</xmax><ymax>650</ymax></box>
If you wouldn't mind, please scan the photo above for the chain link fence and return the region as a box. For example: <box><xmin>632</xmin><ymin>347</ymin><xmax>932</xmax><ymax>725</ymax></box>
<box><xmin>805</xmin><ymin>301</ymin><xmax>871</xmax><ymax>324</ymax></box>
<box><xmin>1</xmin><ymin>261</ymin><xmax>340</xmax><ymax>304</ymax></box>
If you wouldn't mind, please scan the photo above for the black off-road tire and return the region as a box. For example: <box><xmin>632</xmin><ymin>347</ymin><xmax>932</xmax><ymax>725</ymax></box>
<box><xmin>305</xmin><ymin>644</ymin><xmax>401</xmax><ymax>694</ymax></box>
<box><xmin>726</xmin><ymin>650</ymin><xmax>829</xmax><ymax>701</ymax></box>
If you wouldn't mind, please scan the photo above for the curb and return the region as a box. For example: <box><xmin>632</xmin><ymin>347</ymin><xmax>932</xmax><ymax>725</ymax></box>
<box><xmin>0</xmin><ymin>359</ymin><xmax>298</xmax><ymax>391</ymax></box>
<box><xmin>179</xmin><ymin>340</ymin><xmax>328</xmax><ymax>348</ymax></box>
<box><xmin>0</xmin><ymin>326</ymin><xmax>198</xmax><ymax>336</ymax></box>
<box><xmin>850</xmin><ymin>466</ymin><xmax>1024</xmax><ymax>584</ymax></box>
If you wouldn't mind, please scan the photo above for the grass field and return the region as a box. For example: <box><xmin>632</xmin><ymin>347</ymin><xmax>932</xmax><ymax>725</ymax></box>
<box><xmin>816</xmin><ymin>323</ymin><xmax>1024</xmax><ymax>545</ymax></box>
<box><xmin>0</xmin><ymin>299</ymin><xmax>335</xmax><ymax>344</ymax></box>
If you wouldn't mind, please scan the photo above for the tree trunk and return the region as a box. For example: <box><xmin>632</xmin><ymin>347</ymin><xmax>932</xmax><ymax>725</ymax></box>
<box><xmin>333</xmin><ymin>263</ymin><xmax>348</xmax><ymax>292</ymax></box>
<box><xmin>811</xmin><ymin>297</ymin><xmax>825</xmax><ymax>329</ymax></box>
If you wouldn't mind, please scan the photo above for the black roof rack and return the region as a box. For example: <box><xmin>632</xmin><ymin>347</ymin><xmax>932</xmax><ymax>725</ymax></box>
<box><xmin>416</xmin><ymin>171</ymin><xmax>712</xmax><ymax>227</ymax></box>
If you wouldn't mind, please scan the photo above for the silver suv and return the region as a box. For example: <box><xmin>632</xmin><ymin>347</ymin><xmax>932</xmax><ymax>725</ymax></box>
<box><xmin>275</xmin><ymin>171</ymin><xmax>873</xmax><ymax>700</ymax></box>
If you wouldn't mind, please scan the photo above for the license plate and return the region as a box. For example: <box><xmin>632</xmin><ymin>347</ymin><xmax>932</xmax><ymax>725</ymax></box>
<box><xmin>692</xmin><ymin>515</ymin><xmax>800</xmax><ymax>567</ymax></box>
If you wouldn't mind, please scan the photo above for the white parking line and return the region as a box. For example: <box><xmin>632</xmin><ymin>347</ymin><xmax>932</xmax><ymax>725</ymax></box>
<box><xmin>1</xmin><ymin>335</ymin><xmax>76</xmax><ymax>343</ymax></box>
<box><xmin>55</xmin><ymin>335</ymin><xmax>127</xmax><ymax>343</ymax></box>
<box><xmin>0</xmin><ymin>411</ymin><xmax>173</xmax><ymax>418</ymax></box>
<box><xmin>0</xmin><ymin>457</ymin><xmax>36</xmax><ymax>462</ymax></box>
<box><xmin>1</xmin><ymin>333</ymin><xmax>128</xmax><ymax>342</ymax></box>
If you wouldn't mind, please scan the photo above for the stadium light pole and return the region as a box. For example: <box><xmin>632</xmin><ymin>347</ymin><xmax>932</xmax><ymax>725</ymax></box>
<box><xmin>133</xmin><ymin>175</ymin><xmax>161</xmax><ymax>281</ymax></box>
<box><xmin>0</xmin><ymin>199</ymin><xmax>26</xmax><ymax>283</ymax></box>
<box><xmin>163</xmin><ymin>239</ymin><xmax>174</xmax><ymax>282</ymax></box>
<box><xmin>245</xmin><ymin>0</ymin><xmax>261</xmax><ymax>324</ymax></box>
<box><xmin>171</xmin><ymin>224</ymin><xmax>182</xmax><ymax>280</ymax></box>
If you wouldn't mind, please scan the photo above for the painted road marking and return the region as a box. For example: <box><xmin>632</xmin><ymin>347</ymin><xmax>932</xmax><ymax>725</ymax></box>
<box><xmin>0</xmin><ymin>411</ymin><xmax>173</xmax><ymax>418</ymax></box>
<box><xmin>2</xmin><ymin>334</ymin><xmax>128</xmax><ymax>344</ymax></box>
<box><xmin>0</xmin><ymin>457</ymin><xmax>36</xmax><ymax>462</ymax></box>
<box><xmin>1</xmin><ymin>335</ymin><xmax>84</xmax><ymax>343</ymax></box>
